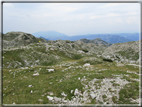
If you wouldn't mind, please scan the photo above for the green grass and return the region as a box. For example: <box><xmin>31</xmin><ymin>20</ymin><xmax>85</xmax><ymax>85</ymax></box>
<box><xmin>3</xmin><ymin>46</ymin><xmax>140</xmax><ymax>104</ymax></box>
<box><xmin>117</xmin><ymin>50</ymin><xmax>139</xmax><ymax>61</ymax></box>
<box><xmin>77</xmin><ymin>57</ymin><xmax>103</xmax><ymax>65</ymax></box>
<box><xmin>118</xmin><ymin>81</ymin><xmax>139</xmax><ymax>104</ymax></box>
<box><xmin>72</xmin><ymin>54</ymin><xmax>83</xmax><ymax>60</ymax></box>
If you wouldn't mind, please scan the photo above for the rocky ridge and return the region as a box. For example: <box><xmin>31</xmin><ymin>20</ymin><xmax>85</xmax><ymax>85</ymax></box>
<box><xmin>3</xmin><ymin>32</ymin><xmax>108</xmax><ymax>68</ymax></box>
<box><xmin>3</xmin><ymin>32</ymin><xmax>47</xmax><ymax>48</ymax></box>
<box><xmin>3</xmin><ymin>32</ymin><xmax>140</xmax><ymax>68</ymax></box>
<box><xmin>77</xmin><ymin>38</ymin><xmax>111</xmax><ymax>47</ymax></box>
<box><xmin>102</xmin><ymin>40</ymin><xmax>140</xmax><ymax>64</ymax></box>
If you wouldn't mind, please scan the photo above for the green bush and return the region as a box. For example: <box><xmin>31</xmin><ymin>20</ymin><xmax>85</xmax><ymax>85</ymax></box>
<box><xmin>72</xmin><ymin>54</ymin><xmax>83</xmax><ymax>60</ymax></box>
<box><xmin>82</xmin><ymin>49</ymin><xmax>88</xmax><ymax>53</ymax></box>
<box><xmin>103</xmin><ymin>58</ymin><xmax>113</xmax><ymax>62</ymax></box>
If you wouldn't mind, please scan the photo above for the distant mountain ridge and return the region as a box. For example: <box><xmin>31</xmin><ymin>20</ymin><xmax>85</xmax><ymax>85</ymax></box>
<box><xmin>114</xmin><ymin>33</ymin><xmax>139</xmax><ymax>41</ymax></box>
<box><xmin>33</xmin><ymin>31</ymin><xmax>69</xmax><ymax>40</ymax></box>
<box><xmin>32</xmin><ymin>31</ymin><xmax>139</xmax><ymax>44</ymax></box>
<box><xmin>77</xmin><ymin>38</ymin><xmax>111</xmax><ymax>47</ymax></box>
<box><xmin>39</xmin><ymin>36</ymin><xmax>49</xmax><ymax>41</ymax></box>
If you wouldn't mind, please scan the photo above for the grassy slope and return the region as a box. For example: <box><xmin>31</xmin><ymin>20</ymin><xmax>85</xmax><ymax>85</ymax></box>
<box><xmin>2</xmin><ymin>41</ymin><xmax>140</xmax><ymax>105</ymax></box>
<box><xmin>3</xmin><ymin>56</ymin><xmax>139</xmax><ymax>104</ymax></box>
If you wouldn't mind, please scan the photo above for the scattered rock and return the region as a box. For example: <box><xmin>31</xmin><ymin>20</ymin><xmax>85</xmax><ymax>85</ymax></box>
<box><xmin>90</xmin><ymin>91</ymin><xmax>96</xmax><ymax>99</ymax></box>
<box><xmin>47</xmin><ymin>96</ymin><xmax>54</xmax><ymax>101</ymax></box>
<box><xmin>30</xmin><ymin>90</ymin><xmax>33</xmax><ymax>93</ymax></box>
<box><xmin>61</xmin><ymin>92</ymin><xmax>67</xmax><ymax>97</ymax></box>
<box><xmin>83</xmin><ymin>63</ymin><xmax>90</xmax><ymax>67</ymax></box>
<box><xmin>53</xmin><ymin>97</ymin><xmax>62</xmax><ymax>103</ymax></box>
<box><xmin>48</xmin><ymin>92</ymin><xmax>53</xmax><ymax>95</ymax></box>
<box><xmin>74</xmin><ymin>89</ymin><xmax>81</xmax><ymax>96</ymax></box>
<box><xmin>71</xmin><ymin>90</ymin><xmax>74</xmax><ymax>94</ymax></box>
<box><xmin>47</xmin><ymin>69</ymin><xmax>54</xmax><ymax>72</ymax></box>
<box><xmin>33</xmin><ymin>72</ymin><xmax>39</xmax><ymax>76</ymax></box>
<box><xmin>28</xmin><ymin>85</ymin><xmax>33</xmax><ymax>87</ymax></box>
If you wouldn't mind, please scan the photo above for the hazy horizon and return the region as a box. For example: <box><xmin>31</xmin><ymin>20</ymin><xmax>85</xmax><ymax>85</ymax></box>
<box><xmin>3</xmin><ymin>3</ymin><xmax>140</xmax><ymax>36</ymax></box>
<box><xmin>3</xmin><ymin>30</ymin><xmax>140</xmax><ymax>37</ymax></box>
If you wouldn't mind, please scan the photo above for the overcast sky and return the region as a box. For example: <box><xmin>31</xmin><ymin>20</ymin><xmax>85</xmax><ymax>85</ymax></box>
<box><xmin>3</xmin><ymin>3</ymin><xmax>140</xmax><ymax>36</ymax></box>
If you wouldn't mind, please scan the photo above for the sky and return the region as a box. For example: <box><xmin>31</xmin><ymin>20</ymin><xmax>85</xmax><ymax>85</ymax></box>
<box><xmin>3</xmin><ymin>2</ymin><xmax>140</xmax><ymax>36</ymax></box>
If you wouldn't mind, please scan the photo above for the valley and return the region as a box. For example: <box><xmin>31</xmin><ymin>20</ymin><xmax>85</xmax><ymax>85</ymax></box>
<box><xmin>2</xmin><ymin>32</ymin><xmax>140</xmax><ymax>105</ymax></box>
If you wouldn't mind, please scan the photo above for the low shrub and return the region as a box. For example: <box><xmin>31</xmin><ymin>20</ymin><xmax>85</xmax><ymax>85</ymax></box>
<box><xmin>72</xmin><ymin>54</ymin><xmax>83</xmax><ymax>60</ymax></box>
<box><xmin>103</xmin><ymin>58</ymin><xmax>113</xmax><ymax>62</ymax></box>
<box><xmin>82</xmin><ymin>49</ymin><xmax>88</xmax><ymax>53</ymax></box>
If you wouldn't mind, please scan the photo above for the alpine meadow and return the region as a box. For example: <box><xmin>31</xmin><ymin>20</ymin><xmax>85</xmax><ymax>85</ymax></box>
<box><xmin>2</xmin><ymin>2</ymin><xmax>141</xmax><ymax>106</ymax></box>
<box><xmin>2</xmin><ymin>31</ymin><xmax>140</xmax><ymax>105</ymax></box>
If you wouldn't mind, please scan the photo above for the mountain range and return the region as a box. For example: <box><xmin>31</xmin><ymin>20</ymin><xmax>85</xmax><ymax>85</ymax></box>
<box><xmin>3</xmin><ymin>31</ymin><xmax>140</xmax><ymax>65</ymax></box>
<box><xmin>3</xmin><ymin>31</ymin><xmax>110</xmax><ymax>68</ymax></box>
<box><xmin>32</xmin><ymin>31</ymin><xmax>140</xmax><ymax>44</ymax></box>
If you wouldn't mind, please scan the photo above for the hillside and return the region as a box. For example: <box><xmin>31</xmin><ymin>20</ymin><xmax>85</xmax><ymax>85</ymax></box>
<box><xmin>3</xmin><ymin>32</ymin><xmax>47</xmax><ymax>48</ymax></box>
<box><xmin>2</xmin><ymin>32</ymin><xmax>140</xmax><ymax>105</ymax></box>
<box><xmin>102</xmin><ymin>40</ymin><xmax>140</xmax><ymax>64</ymax></box>
<box><xmin>3</xmin><ymin>38</ymin><xmax>107</xmax><ymax>69</ymax></box>
<box><xmin>78</xmin><ymin>38</ymin><xmax>111</xmax><ymax>47</ymax></box>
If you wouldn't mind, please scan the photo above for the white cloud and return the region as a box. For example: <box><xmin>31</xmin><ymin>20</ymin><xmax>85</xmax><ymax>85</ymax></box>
<box><xmin>106</xmin><ymin>13</ymin><xmax>120</xmax><ymax>17</ymax></box>
<box><xmin>90</xmin><ymin>11</ymin><xmax>139</xmax><ymax>20</ymax></box>
<box><xmin>39</xmin><ymin>3</ymin><xmax>80</xmax><ymax>13</ymax></box>
<box><xmin>126</xmin><ymin>17</ymin><xmax>138</xmax><ymax>24</ymax></box>
<box><xmin>90</xmin><ymin>15</ymin><xmax>102</xmax><ymax>19</ymax></box>
<box><xmin>3</xmin><ymin>3</ymin><xmax>140</xmax><ymax>35</ymax></box>
<box><xmin>125</xmin><ymin>12</ymin><xmax>139</xmax><ymax>16</ymax></box>
<box><xmin>55</xmin><ymin>6</ymin><xmax>79</xmax><ymax>12</ymax></box>
<box><xmin>100</xmin><ymin>3</ymin><xmax>123</xmax><ymax>8</ymax></box>
<box><xmin>90</xmin><ymin>13</ymin><xmax>120</xmax><ymax>19</ymax></box>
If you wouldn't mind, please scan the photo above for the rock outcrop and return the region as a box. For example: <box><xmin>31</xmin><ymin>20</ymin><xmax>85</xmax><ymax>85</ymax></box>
<box><xmin>102</xmin><ymin>40</ymin><xmax>140</xmax><ymax>63</ymax></box>
<box><xmin>3</xmin><ymin>31</ymin><xmax>47</xmax><ymax>48</ymax></box>
<box><xmin>77</xmin><ymin>38</ymin><xmax>111</xmax><ymax>47</ymax></box>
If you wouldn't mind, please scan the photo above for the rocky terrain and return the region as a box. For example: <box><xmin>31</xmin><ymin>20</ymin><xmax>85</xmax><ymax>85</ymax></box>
<box><xmin>77</xmin><ymin>38</ymin><xmax>111</xmax><ymax>47</ymax></box>
<box><xmin>2</xmin><ymin>32</ymin><xmax>140</xmax><ymax>105</ymax></box>
<box><xmin>102</xmin><ymin>40</ymin><xmax>140</xmax><ymax>64</ymax></box>
<box><xmin>3</xmin><ymin>32</ymin><xmax>47</xmax><ymax>48</ymax></box>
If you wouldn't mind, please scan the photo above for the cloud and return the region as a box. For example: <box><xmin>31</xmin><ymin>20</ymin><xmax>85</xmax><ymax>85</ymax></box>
<box><xmin>39</xmin><ymin>3</ymin><xmax>80</xmax><ymax>13</ymax></box>
<box><xmin>125</xmin><ymin>12</ymin><xmax>139</xmax><ymax>16</ymax></box>
<box><xmin>90</xmin><ymin>11</ymin><xmax>139</xmax><ymax>19</ymax></box>
<box><xmin>90</xmin><ymin>15</ymin><xmax>102</xmax><ymax>19</ymax></box>
<box><xmin>3</xmin><ymin>3</ymin><xmax>140</xmax><ymax>35</ymax></box>
<box><xmin>90</xmin><ymin>13</ymin><xmax>120</xmax><ymax>19</ymax></box>
<box><xmin>126</xmin><ymin>17</ymin><xmax>139</xmax><ymax>24</ymax></box>
<box><xmin>100</xmin><ymin>3</ymin><xmax>123</xmax><ymax>8</ymax></box>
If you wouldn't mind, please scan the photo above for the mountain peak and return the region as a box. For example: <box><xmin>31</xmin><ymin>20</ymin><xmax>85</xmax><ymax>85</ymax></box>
<box><xmin>4</xmin><ymin>31</ymin><xmax>35</xmax><ymax>40</ymax></box>
<box><xmin>3</xmin><ymin>31</ymin><xmax>48</xmax><ymax>48</ymax></box>
<box><xmin>32</xmin><ymin>31</ymin><xmax>68</xmax><ymax>39</ymax></box>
